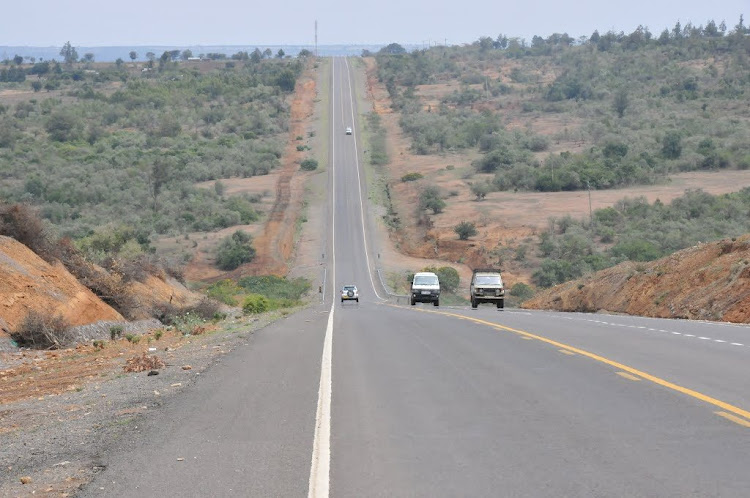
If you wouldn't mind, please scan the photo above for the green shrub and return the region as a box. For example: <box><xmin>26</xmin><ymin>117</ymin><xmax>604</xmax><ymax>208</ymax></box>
<box><xmin>419</xmin><ymin>185</ymin><xmax>445</xmax><ymax>214</ymax></box>
<box><xmin>243</xmin><ymin>294</ymin><xmax>270</xmax><ymax>314</ymax></box>
<box><xmin>206</xmin><ymin>279</ymin><xmax>242</xmax><ymax>305</ymax></box>
<box><xmin>510</xmin><ymin>283</ymin><xmax>534</xmax><ymax>300</ymax></box>
<box><xmin>300</xmin><ymin>158</ymin><xmax>318</xmax><ymax>171</ymax></box>
<box><xmin>454</xmin><ymin>221</ymin><xmax>478</xmax><ymax>240</ymax></box>
<box><xmin>238</xmin><ymin>275</ymin><xmax>310</xmax><ymax>300</ymax></box>
<box><xmin>215</xmin><ymin>231</ymin><xmax>256</xmax><ymax>270</ymax></box>
<box><xmin>401</xmin><ymin>172</ymin><xmax>424</xmax><ymax>182</ymax></box>
<box><xmin>110</xmin><ymin>325</ymin><xmax>124</xmax><ymax>340</ymax></box>
<box><xmin>434</xmin><ymin>266</ymin><xmax>460</xmax><ymax>292</ymax></box>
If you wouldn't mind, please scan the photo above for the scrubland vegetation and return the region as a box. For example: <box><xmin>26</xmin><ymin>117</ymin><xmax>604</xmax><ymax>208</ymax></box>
<box><xmin>373</xmin><ymin>17</ymin><xmax>750</xmax><ymax>290</ymax></box>
<box><xmin>0</xmin><ymin>51</ymin><xmax>313</xmax><ymax>342</ymax></box>
<box><xmin>0</xmin><ymin>53</ymin><xmax>305</xmax><ymax>245</ymax></box>
<box><xmin>375</xmin><ymin>19</ymin><xmax>750</xmax><ymax>192</ymax></box>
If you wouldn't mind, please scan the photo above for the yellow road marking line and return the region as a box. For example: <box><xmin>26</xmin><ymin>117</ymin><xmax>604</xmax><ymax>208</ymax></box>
<box><xmin>521</xmin><ymin>336</ymin><xmax>533</xmax><ymax>340</ymax></box>
<box><xmin>715</xmin><ymin>411</ymin><xmax>750</xmax><ymax>428</ymax></box>
<box><xmin>397</xmin><ymin>305</ymin><xmax>750</xmax><ymax>421</ymax></box>
<box><xmin>559</xmin><ymin>349</ymin><xmax>576</xmax><ymax>355</ymax></box>
<box><xmin>616</xmin><ymin>372</ymin><xmax>641</xmax><ymax>381</ymax></box>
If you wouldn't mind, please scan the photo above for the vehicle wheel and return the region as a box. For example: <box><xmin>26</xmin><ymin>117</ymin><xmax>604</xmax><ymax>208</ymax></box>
<box><xmin>471</xmin><ymin>298</ymin><xmax>477</xmax><ymax>309</ymax></box>
<box><xmin>411</xmin><ymin>298</ymin><xmax>415</xmax><ymax>306</ymax></box>
<box><xmin>497</xmin><ymin>300</ymin><xmax>504</xmax><ymax>309</ymax></box>
<box><xmin>434</xmin><ymin>300</ymin><xmax>439</xmax><ymax>307</ymax></box>
<box><xmin>356</xmin><ymin>298</ymin><xmax>359</xmax><ymax>302</ymax></box>
<box><xmin>341</xmin><ymin>298</ymin><xmax>344</xmax><ymax>303</ymax></box>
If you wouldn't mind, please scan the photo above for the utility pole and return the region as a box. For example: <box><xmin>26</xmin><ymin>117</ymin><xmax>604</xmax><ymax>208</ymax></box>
<box><xmin>587</xmin><ymin>180</ymin><xmax>593</xmax><ymax>228</ymax></box>
<box><xmin>315</xmin><ymin>20</ymin><xmax>318</xmax><ymax>57</ymax></box>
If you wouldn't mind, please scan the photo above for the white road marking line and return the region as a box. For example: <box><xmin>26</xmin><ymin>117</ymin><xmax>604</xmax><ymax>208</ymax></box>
<box><xmin>544</xmin><ymin>311</ymin><xmax>747</xmax><ymax>349</ymax></box>
<box><xmin>308</xmin><ymin>305</ymin><xmax>333</xmax><ymax>498</ymax></box>
<box><xmin>309</xmin><ymin>58</ymin><xmax>339</xmax><ymax>498</ymax></box>
<box><xmin>344</xmin><ymin>57</ymin><xmax>386</xmax><ymax>301</ymax></box>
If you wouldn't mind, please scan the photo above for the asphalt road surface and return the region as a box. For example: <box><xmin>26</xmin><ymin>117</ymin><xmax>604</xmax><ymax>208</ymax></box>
<box><xmin>82</xmin><ymin>58</ymin><xmax>750</xmax><ymax>497</ymax></box>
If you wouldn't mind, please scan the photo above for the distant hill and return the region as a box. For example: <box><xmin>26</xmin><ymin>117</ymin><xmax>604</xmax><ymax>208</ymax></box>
<box><xmin>1</xmin><ymin>44</ymin><xmax>400</xmax><ymax>62</ymax></box>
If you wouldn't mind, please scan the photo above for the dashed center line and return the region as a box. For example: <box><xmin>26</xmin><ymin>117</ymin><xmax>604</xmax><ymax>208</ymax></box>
<box><xmin>548</xmin><ymin>313</ymin><xmax>748</xmax><ymax>350</ymax></box>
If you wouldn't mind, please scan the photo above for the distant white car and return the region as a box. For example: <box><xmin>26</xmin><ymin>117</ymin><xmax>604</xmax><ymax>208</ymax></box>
<box><xmin>345</xmin><ymin>127</ymin><xmax>352</xmax><ymax>135</ymax></box>
<box><xmin>341</xmin><ymin>284</ymin><xmax>359</xmax><ymax>303</ymax></box>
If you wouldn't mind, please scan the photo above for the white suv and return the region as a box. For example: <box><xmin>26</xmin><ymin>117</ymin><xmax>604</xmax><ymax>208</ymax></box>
<box><xmin>410</xmin><ymin>272</ymin><xmax>440</xmax><ymax>306</ymax></box>
<box><xmin>341</xmin><ymin>284</ymin><xmax>359</xmax><ymax>303</ymax></box>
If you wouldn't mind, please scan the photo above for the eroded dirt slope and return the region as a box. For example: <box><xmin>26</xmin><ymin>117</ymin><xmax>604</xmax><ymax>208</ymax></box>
<box><xmin>524</xmin><ymin>235</ymin><xmax>750</xmax><ymax>323</ymax></box>
<box><xmin>0</xmin><ymin>236</ymin><xmax>123</xmax><ymax>337</ymax></box>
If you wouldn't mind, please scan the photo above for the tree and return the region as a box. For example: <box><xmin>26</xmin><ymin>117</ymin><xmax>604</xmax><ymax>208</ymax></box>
<box><xmin>470</xmin><ymin>182</ymin><xmax>491</xmax><ymax>201</ymax></box>
<box><xmin>250</xmin><ymin>48</ymin><xmax>262</xmax><ymax>63</ymax></box>
<box><xmin>181</xmin><ymin>49</ymin><xmax>193</xmax><ymax>61</ymax></box>
<box><xmin>83</xmin><ymin>53</ymin><xmax>95</xmax><ymax>63</ymax></box>
<box><xmin>454</xmin><ymin>221</ymin><xmax>478</xmax><ymax>240</ymax></box>
<box><xmin>419</xmin><ymin>186</ymin><xmax>445</xmax><ymax>214</ymax></box>
<box><xmin>146</xmin><ymin>52</ymin><xmax>155</xmax><ymax>62</ymax></box>
<box><xmin>263</xmin><ymin>48</ymin><xmax>273</xmax><ymax>59</ymax></box>
<box><xmin>380</xmin><ymin>43</ymin><xmax>406</xmax><ymax>55</ymax></box>
<box><xmin>59</xmin><ymin>41</ymin><xmax>78</xmax><ymax>65</ymax></box>
<box><xmin>662</xmin><ymin>131</ymin><xmax>682</xmax><ymax>159</ymax></box>
<box><xmin>129</xmin><ymin>50</ymin><xmax>137</xmax><ymax>63</ymax></box>
<box><xmin>13</xmin><ymin>55</ymin><xmax>23</xmax><ymax>66</ymax></box>
<box><xmin>478</xmin><ymin>36</ymin><xmax>494</xmax><ymax>52</ymax></box>
<box><xmin>115</xmin><ymin>58</ymin><xmax>124</xmax><ymax>68</ymax></box>
<box><xmin>277</xmin><ymin>69</ymin><xmax>296</xmax><ymax>92</ymax></box>
<box><xmin>613</xmin><ymin>88</ymin><xmax>629</xmax><ymax>118</ymax></box>
<box><xmin>45</xmin><ymin>111</ymin><xmax>82</xmax><ymax>142</ymax></box>
<box><xmin>298</xmin><ymin>49</ymin><xmax>312</xmax><ymax>58</ymax></box>
<box><xmin>276</xmin><ymin>49</ymin><xmax>285</xmax><ymax>59</ymax></box>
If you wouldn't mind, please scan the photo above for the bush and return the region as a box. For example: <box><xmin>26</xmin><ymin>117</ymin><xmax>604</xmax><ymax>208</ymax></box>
<box><xmin>454</xmin><ymin>221</ymin><xmax>478</xmax><ymax>240</ymax></box>
<box><xmin>0</xmin><ymin>203</ymin><xmax>55</xmax><ymax>262</ymax></box>
<box><xmin>187</xmin><ymin>298</ymin><xmax>223</xmax><ymax>320</ymax></box>
<box><xmin>419</xmin><ymin>185</ymin><xmax>445</xmax><ymax>214</ymax></box>
<box><xmin>110</xmin><ymin>325</ymin><xmax>124</xmax><ymax>340</ymax></box>
<box><xmin>45</xmin><ymin>111</ymin><xmax>82</xmax><ymax>142</ymax></box>
<box><xmin>401</xmin><ymin>172</ymin><xmax>423</xmax><ymax>182</ymax></box>
<box><xmin>11</xmin><ymin>310</ymin><xmax>72</xmax><ymax>349</ymax></box>
<box><xmin>300</xmin><ymin>158</ymin><xmax>318</xmax><ymax>171</ymax></box>
<box><xmin>510</xmin><ymin>283</ymin><xmax>534</xmax><ymax>300</ymax></box>
<box><xmin>238</xmin><ymin>275</ymin><xmax>310</xmax><ymax>300</ymax></box>
<box><xmin>432</xmin><ymin>266</ymin><xmax>459</xmax><ymax>292</ymax></box>
<box><xmin>206</xmin><ymin>279</ymin><xmax>242</xmax><ymax>305</ymax></box>
<box><xmin>243</xmin><ymin>294</ymin><xmax>270</xmax><ymax>314</ymax></box>
<box><xmin>215</xmin><ymin>231</ymin><xmax>256</xmax><ymax>270</ymax></box>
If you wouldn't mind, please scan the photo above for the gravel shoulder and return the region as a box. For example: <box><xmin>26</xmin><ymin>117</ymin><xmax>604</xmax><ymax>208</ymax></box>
<box><xmin>0</xmin><ymin>308</ymin><xmax>299</xmax><ymax>496</ymax></box>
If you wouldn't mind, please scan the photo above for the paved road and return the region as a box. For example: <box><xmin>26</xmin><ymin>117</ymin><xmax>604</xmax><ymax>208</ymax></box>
<box><xmin>82</xmin><ymin>58</ymin><xmax>750</xmax><ymax>497</ymax></box>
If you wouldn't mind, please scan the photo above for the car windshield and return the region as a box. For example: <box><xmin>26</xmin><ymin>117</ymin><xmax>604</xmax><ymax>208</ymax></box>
<box><xmin>476</xmin><ymin>275</ymin><xmax>502</xmax><ymax>285</ymax></box>
<box><xmin>414</xmin><ymin>275</ymin><xmax>438</xmax><ymax>285</ymax></box>
<box><xmin>343</xmin><ymin>286</ymin><xmax>356</xmax><ymax>291</ymax></box>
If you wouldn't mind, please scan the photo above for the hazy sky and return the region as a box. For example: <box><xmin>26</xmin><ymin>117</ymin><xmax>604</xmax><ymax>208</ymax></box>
<box><xmin>2</xmin><ymin>0</ymin><xmax>746</xmax><ymax>47</ymax></box>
